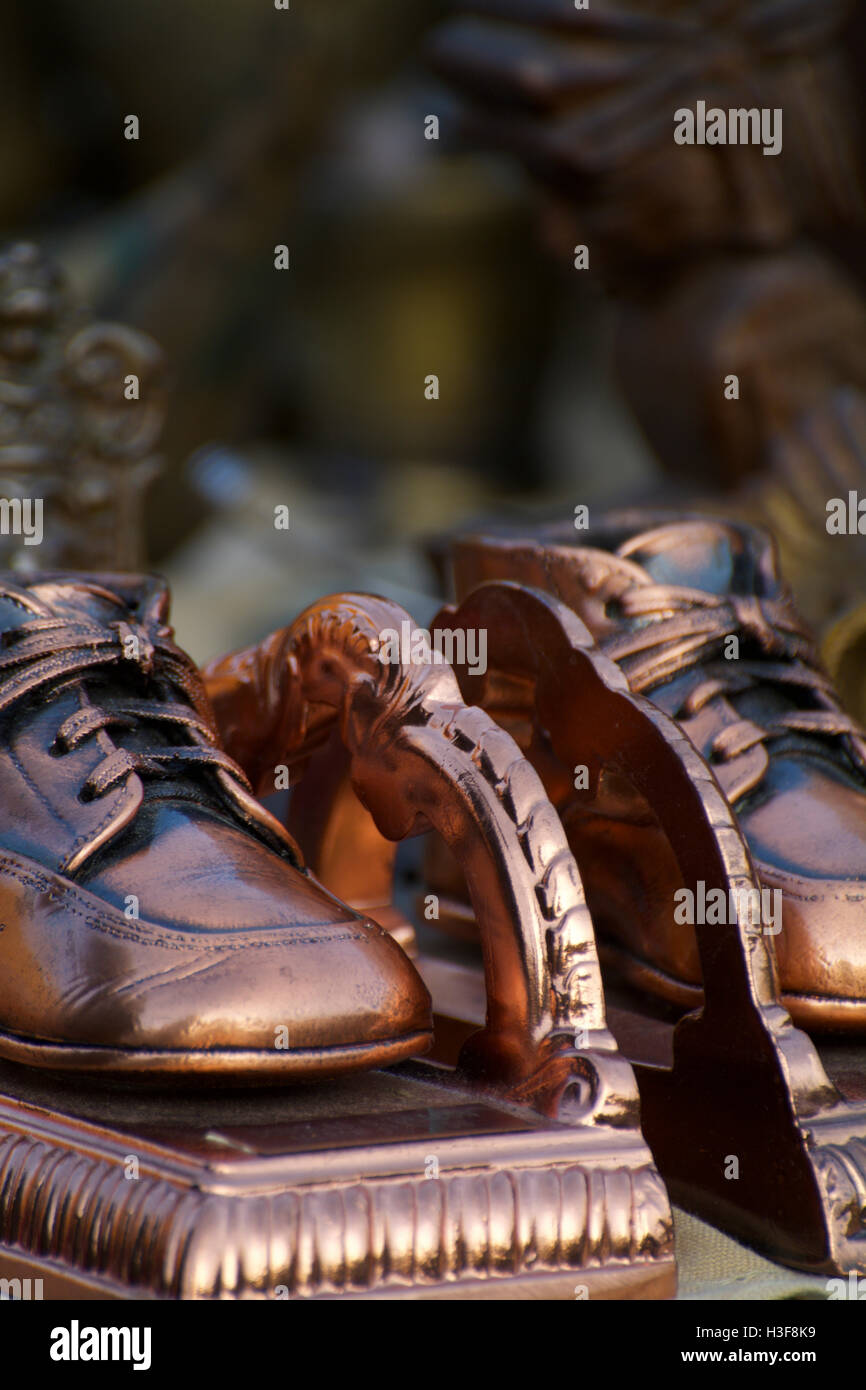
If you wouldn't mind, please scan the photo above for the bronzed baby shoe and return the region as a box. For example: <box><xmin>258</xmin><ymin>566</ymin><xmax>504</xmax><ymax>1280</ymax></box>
<box><xmin>454</xmin><ymin>515</ymin><xmax>866</xmax><ymax>1032</ymax></box>
<box><xmin>0</xmin><ymin>572</ymin><xmax>431</xmax><ymax>1079</ymax></box>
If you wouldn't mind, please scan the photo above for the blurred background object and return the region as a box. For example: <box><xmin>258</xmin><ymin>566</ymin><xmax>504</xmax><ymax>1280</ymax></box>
<box><xmin>0</xmin><ymin>6</ymin><xmax>571</xmax><ymax>639</ymax></box>
<box><xmin>427</xmin><ymin>0</ymin><xmax>866</xmax><ymax>271</ymax></box>
<box><xmin>0</xmin><ymin>0</ymin><xmax>657</xmax><ymax>661</ymax></box>
<box><xmin>0</xmin><ymin>240</ymin><xmax>163</xmax><ymax>571</ymax></box>
<box><xmin>0</xmin><ymin>0</ymin><xmax>864</xmax><ymax>708</ymax></box>
<box><xmin>428</xmin><ymin>0</ymin><xmax>866</xmax><ymax>716</ymax></box>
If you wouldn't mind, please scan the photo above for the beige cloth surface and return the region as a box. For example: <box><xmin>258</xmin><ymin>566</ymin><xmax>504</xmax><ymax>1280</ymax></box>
<box><xmin>674</xmin><ymin>1208</ymin><xmax>831</xmax><ymax>1301</ymax></box>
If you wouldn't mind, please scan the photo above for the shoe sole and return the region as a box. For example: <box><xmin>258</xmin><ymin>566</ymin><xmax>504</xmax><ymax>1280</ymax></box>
<box><xmin>0</xmin><ymin>1026</ymin><xmax>433</xmax><ymax>1083</ymax></box>
<box><xmin>599</xmin><ymin>939</ymin><xmax>866</xmax><ymax>1034</ymax></box>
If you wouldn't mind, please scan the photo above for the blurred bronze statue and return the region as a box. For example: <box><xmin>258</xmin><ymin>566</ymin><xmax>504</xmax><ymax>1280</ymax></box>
<box><xmin>0</xmin><ymin>242</ymin><xmax>164</xmax><ymax>572</ymax></box>
<box><xmin>428</xmin><ymin>0</ymin><xmax>866</xmax><ymax>714</ymax></box>
<box><xmin>428</xmin><ymin>0</ymin><xmax>863</xmax><ymax>273</ymax></box>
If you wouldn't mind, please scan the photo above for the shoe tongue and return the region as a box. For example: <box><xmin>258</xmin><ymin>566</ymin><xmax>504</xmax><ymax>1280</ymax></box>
<box><xmin>29</xmin><ymin>579</ymin><xmax>133</xmax><ymax>625</ymax></box>
<box><xmin>616</xmin><ymin>520</ymin><xmax>767</xmax><ymax>597</ymax></box>
<box><xmin>11</xmin><ymin>576</ymin><xmax>216</xmax><ymax>807</ymax></box>
<box><xmin>0</xmin><ymin>573</ymin><xmax>252</xmax><ymax>837</ymax></box>
<box><xmin>0</xmin><ymin>578</ymin><xmax>134</xmax><ymax>635</ymax></box>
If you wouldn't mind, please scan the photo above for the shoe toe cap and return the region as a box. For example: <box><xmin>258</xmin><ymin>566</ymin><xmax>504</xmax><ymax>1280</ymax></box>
<box><xmin>123</xmin><ymin>912</ymin><xmax>433</xmax><ymax>1067</ymax></box>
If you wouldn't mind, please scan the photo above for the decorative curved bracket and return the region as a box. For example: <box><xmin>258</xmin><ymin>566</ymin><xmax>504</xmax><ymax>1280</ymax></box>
<box><xmin>432</xmin><ymin>580</ymin><xmax>866</xmax><ymax>1274</ymax></box>
<box><xmin>203</xmin><ymin>593</ymin><xmax>640</xmax><ymax>1127</ymax></box>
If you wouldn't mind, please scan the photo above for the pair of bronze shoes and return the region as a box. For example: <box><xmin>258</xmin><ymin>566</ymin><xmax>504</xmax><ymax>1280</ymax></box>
<box><xmin>2</xmin><ymin>510</ymin><xmax>865</xmax><ymax>1085</ymax></box>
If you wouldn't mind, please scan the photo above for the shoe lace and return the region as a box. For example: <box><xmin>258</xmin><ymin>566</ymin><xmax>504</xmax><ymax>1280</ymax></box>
<box><xmin>598</xmin><ymin>579</ymin><xmax>866</xmax><ymax>774</ymax></box>
<box><xmin>0</xmin><ymin>605</ymin><xmax>251</xmax><ymax>801</ymax></box>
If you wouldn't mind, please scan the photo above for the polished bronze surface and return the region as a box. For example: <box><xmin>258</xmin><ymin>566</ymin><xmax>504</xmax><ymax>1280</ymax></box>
<box><xmin>0</xmin><ymin>1059</ymin><xmax>673</xmax><ymax>1299</ymax></box>
<box><xmin>452</xmin><ymin>518</ymin><xmax>866</xmax><ymax>1033</ymax></box>
<box><xmin>283</xmin><ymin>730</ymin><xmax>418</xmax><ymax>955</ymax></box>
<box><xmin>0</xmin><ymin>572</ymin><xmax>431</xmax><ymax>1080</ymax></box>
<box><xmin>424</xmin><ymin>580</ymin><xmax>866</xmax><ymax>1273</ymax></box>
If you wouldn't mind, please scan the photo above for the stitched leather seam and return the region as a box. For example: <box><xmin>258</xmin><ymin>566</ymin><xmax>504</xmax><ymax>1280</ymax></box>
<box><xmin>10</xmin><ymin>737</ymin><xmax>69</xmax><ymax>825</ymax></box>
<box><xmin>0</xmin><ymin>856</ymin><xmax>369</xmax><ymax>951</ymax></box>
<box><xmin>755</xmin><ymin>863</ymin><xmax>866</xmax><ymax>901</ymax></box>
